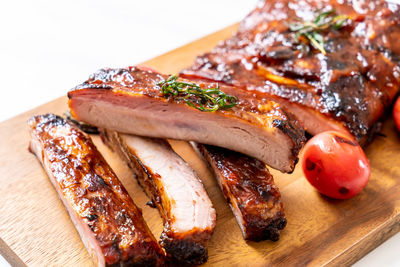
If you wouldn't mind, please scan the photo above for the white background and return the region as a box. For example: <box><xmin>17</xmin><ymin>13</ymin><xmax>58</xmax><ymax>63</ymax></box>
<box><xmin>0</xmin><ymin>0</ymin><xmax>399</xmax><ymax>266</ymax></box>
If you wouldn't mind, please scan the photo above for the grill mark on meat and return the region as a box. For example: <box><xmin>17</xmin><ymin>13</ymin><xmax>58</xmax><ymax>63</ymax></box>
<box><xmin>192</xmin><ymin>142</ymin><xmax>286</xmax><ymax>242</ymax></box>
<box><xmin>181</xmin><ymin>0</ymin><xmax>400</xmax><ymax>143</ymax></box>
<box><xmin>101</xmin><ymin>130</ymin><xmax>216</xmax><ymax>265</ymax></box>
<box><xmin>28</xmin><ymin>114</ymin><xmax>165</xmax><ymax>267</ymax></box>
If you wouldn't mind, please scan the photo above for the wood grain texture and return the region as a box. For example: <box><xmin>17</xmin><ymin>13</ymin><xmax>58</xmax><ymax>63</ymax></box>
<box><xmin>1</xmin><ymin>23</ymin><xmax>400</xmax><ymax>266</ymax></box>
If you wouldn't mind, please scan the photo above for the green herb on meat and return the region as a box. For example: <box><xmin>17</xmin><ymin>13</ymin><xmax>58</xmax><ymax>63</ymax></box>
<box><xmin>158</xmin><ymin>75</ymin><xmax>238</xmax><ymax>112</ymax></box>
<box><xmin>289</xmin><ymin>10</ymin><xmax>350</xmax><ymax>55</ymax></box>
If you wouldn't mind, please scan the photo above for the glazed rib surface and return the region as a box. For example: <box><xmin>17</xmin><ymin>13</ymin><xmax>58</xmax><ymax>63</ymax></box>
<box><xmin>181</xmin><ymin>0</ymin><xmax>400</xmax><ymax>142</ymax></box>
<box><xmin>28</xmin><ymin>114</ymin><xmax>164</xmax><ymax>267</ymax></box>
<box><xmin>68</xmin><ymin>67</ymin><xmax>305</xmax><ymax>173</ymax></box>
<box><xmin>101</xmin><ymin>130</ymin><xmax>216</xmax><ymax>265</ymax></box>
<box><xmin>192</xmin><ymin>143</ymin><xmax>286</xmax><ymax>241</ymax></box>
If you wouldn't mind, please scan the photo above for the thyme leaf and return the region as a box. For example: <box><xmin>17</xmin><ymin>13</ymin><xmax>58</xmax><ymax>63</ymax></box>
<box><xmin>158</xmin><ymin>75</ymin><xmax>238</xmax><ymax>112</ymax></box>
<box><xmin>289</xmin><ymin>10</ymin><xmax>350</xmax><ymax>55</ymax></box>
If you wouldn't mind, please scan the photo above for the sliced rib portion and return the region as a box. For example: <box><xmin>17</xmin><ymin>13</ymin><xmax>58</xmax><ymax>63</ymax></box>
<box><xmin>181</xmin><ymin>0</ymin><xmax>400</xmax><ymax>143</ymax></box>
<box><xmin>101</xmin><ymin>129</ymin><xmax>216</xmax><ymax>265</ymax></box>
<box><xmin>28</xmin><ymin>114</ymin><xmax>164</xmax><ymax>267</ymax></box>
<box><xmin>192</xmin><ymin>142</ymin><xmax>286</xmax><ymax>241</ymax></box>
<box><xmin>68</xmin><ymin>67</ymin><xmax>306</xmax><ymax>173</ymax></box>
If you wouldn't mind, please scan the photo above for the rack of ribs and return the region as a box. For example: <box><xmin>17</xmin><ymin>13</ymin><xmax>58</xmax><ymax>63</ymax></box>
<box><xmin>181</xmin><ymin>0</ymin><xmax>400</xmax><ymax>144</ymax></box>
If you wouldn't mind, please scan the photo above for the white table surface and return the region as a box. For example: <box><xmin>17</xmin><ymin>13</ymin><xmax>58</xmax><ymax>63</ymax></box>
<box><xmin>0</xmin><ymin>0</ymin><xmax>399</xmax><ymax>266</ymax></box>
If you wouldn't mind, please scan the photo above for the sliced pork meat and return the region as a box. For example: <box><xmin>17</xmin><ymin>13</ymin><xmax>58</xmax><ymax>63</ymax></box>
<box><xmin>100</xmin><ymin>130</ymin><xmax>216</xmax><ymax>265</ymax></box>
<box><xmin>181</xmin><ymin>0</ymin><xmax>400</xmax><ymax>143</ymax></box>
<box><xmin>68</xmin><ymin>67</ymin><xmax>306</xmax><ymax>173</ymax></box>
<box><xmin>192</xmin><ymin>142</ymin><xmax>286</xmax><ymax>241</ymax></box>
<box><xmin>28</xmin><ymin>114</ymin><xmax>165</xmax><ymax>267</ymax></box>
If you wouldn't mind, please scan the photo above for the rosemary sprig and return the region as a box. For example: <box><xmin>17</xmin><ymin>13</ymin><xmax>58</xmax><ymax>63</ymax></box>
<box><xmin>158</xmin><ymin>75</ymin><xmax>238</xmax><ymax>112</ymax></box>
<box><xmin>289</xmin><ymin>10</ymin><xmax>350</xmax><ymax>55</ymax></box>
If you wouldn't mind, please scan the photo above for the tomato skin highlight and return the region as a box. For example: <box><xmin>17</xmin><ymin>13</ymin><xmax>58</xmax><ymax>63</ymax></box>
<box><xmin>301</xmin><ymin>131</ymin><xmax>370</xmax><ymax>199</ymax></box>
<box><xmin>393</xmin><ymin>97</ymin><xmax>400</xmax><ymax>132</ymax></box>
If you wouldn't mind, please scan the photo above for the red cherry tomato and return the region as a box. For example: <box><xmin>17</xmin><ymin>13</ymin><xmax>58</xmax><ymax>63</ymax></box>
<box><xmin>301</xmin><ymin>131</ymin><xmax>370</xmax><ymax>199</ymax></box>
<box><xmin>393</xmin><ymin>97</ymin><xmax>400</xmax><ymax>132</ymax></box>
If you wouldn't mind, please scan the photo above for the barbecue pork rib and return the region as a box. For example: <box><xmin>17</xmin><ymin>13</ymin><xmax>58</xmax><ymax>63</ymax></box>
<box><xmin>101</xmin><ymin>129</ymin><xmax>216</xmax><ymax>265</ymax></box>
<box><xmin>68</xmin><ymin>67</ymin><xmax>305</xmax><ymax>173</ymax></box>
<box><xmin>192</xmin><ymin>143</ymin><xmax>286</xmax><ymax>241</ymax></box>
<box><xmin>28</xmin><ymin>114</ymin><xmax>165</xmax><ymax>267</ymax></box>
<box><xmin>181</xmin><ymin>0</ymin><xmax>400</xmax><ymax>143</ymax></box>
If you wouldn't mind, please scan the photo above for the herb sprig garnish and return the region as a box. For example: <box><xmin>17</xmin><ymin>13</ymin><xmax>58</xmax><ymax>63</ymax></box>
<box><xmin>289</xmin><ymin>10</ymin><xmax>350</xmax><ymax>55</ymax></box>
<box><xmin>158</xmin><ymin>75</ymin><xmax>238</xmax><ymax>112</ymax></box>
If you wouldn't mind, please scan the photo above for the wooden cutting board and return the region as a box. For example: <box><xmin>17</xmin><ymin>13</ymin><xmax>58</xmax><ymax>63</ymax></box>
<box><xmin>1</xmin><ymin>24</ymin><xmax>400</xmax><ymax>267</ymax></box>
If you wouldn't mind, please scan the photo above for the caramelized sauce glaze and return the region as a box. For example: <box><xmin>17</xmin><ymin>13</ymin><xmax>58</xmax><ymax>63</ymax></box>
<box><xmin>69</xmin><ymin>67</ymin><xmax>306</xmax><ymax>157</ymax></box>
<box><xmin>28</xmin><ymin>114</ymin><xmax>164</xmax><ymax>266</ymax></box>
<box><xmin>182</xmin><ymin>0</ymin><xmax>400</xmax><ymax>141</ymax></box>
<box><xmin>198</xmin><ymin>144</ymin><xmax>286</xmax><ymax>241</ymax></box>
